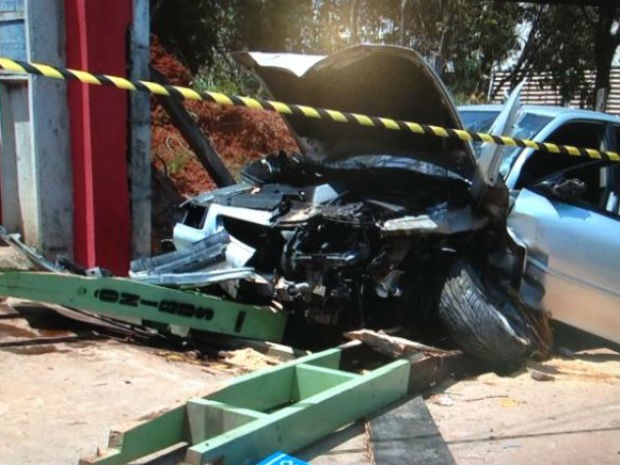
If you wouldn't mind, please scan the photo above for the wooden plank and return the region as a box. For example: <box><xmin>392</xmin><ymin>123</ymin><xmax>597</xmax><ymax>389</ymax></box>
<box><xmin>186</xmin><ymin>399</ymin><xmax>268</xmax><ymax>443</ymax></box>
<box><xmin>344</xmin><ymin>329</ymin><xmax>452</xmax><ymax>357</ymax></box>
<box><xmin>208</xmin><ymin>349</ymin><xmax>343</xmax><ymax>410</ymax></box>
<box><xmin>79</xmin><ymin>347</ymin><xmax>349</xmax><ymax>465</ymax></box>
<box><xmin>406</xmin><ymin>352</ymin><xmax>480</xmax><ymax>393</ymax></box>
<box><xmin>0</xmin><ymin>334</ymin><xmax>104</xmax><ymax>348</ymax></box>
<box><xmin>294</xmin><ymin>364</ymin><xmax>358</xmax><ymax>399</ymax></box>
<box><xmin>78</xmin><ymin>344</ymin><xmax>474</xmax><ymax>465</ymax></box>
<box><xmin>0</xmin><ymin>271</ymin><xmax>288</xmax><ymax>341</ymax></box>
<box><xmin>150</xmin><ymin>67</ymin><xmax>236</xmax><ymax>187</ymax></box>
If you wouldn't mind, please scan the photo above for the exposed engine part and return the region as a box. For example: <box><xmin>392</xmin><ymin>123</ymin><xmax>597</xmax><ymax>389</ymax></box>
<box><xmin>380</xmin><ymin>205</ymin><xmax>488</xmax><ymax>236</ymax></box>
<box><xmin>273</xmin><ymin>277</ymin><xmax>310</xmax><ymax>302</ymax></box>
<box><xmin>374</xmin><ymin>270</ymin><xmax>404</xmax><ymax>298</ymax></box>
<box><xmin>171</xmin><ymin>151</ymin><xmax>481</xmax><ymax>331</ymax></box>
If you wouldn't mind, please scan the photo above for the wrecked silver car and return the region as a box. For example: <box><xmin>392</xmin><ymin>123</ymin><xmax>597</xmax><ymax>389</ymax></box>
<box><xmin>137</xmin><ymin>45</ymin><xmax>615</xmax><ymax>371</ymax></box>
<box><xmin>460</xmin><ymin>103</ymin><xmax>620</xmax><ymax>347</ymax></box>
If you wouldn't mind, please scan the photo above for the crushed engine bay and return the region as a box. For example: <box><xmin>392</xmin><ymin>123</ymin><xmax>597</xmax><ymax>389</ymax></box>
<box><xmin>130</xmin><ymin>152</ymin><xmax>496</xmax><ymax>344</ymax></box>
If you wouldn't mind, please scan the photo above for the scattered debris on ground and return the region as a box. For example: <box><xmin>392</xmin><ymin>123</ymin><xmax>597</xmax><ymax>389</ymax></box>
<box><xmin>0</xmin><ymin>258</ymin><xmax>618</xmax><ymax>465</ymax></box>
<box><xmin>0</xmin><ymin>41</ymin><xmax>618</xmax><ymax>465</ymax></box>
<box><xmin>215</xmin><ymin>347</ymin><xmax>281</xmax><ymax>372</ymax></box>
<box><xmin>344</xmin><ymin>329</ymin><xmax>453</xmax><ymax>358</ymax></box>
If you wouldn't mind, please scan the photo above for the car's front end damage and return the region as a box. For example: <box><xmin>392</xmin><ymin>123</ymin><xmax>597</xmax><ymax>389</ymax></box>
<box><xmin>165</xmin><ymin>152</ymin><xmax>479</xmax><ymax>325</ymax></box>
<box><xmin>130</xmin><ymin>45</ymin><xmax>551</xmax><ymax>369</ymax></box>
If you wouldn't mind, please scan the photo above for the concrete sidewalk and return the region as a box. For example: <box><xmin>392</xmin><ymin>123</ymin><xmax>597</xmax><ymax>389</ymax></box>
<box><xmin>0</xmin><ymin>297</ymin><xmax>618</xmax><ymax>465</ymax></box>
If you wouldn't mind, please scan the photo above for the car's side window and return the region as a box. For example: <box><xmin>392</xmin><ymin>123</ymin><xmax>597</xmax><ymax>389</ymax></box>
<box><xmin>532</xmin><ymin>162</ymin><xmax>620</xmax><ymax>219</ymax></box>
<box><xmin>515</xmin><ymin>121</ymin><xmax>608</xmax><ymax>189</ymax></box>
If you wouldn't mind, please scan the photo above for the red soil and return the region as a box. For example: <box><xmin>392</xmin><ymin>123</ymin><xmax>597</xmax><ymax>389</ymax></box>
<box><xmin>150</xmin><ymin>38</ymin><xmax>298</xmax><ymax>196</ymax></box>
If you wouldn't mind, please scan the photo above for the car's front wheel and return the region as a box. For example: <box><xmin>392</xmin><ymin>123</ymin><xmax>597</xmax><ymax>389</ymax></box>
<box><xmin>438</xmin><ymin>258</ymin><xmax>533</xmax><ymax>373</ymax></box>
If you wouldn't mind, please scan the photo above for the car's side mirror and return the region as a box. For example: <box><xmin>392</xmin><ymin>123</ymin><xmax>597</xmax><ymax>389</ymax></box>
<box><xmin>536</xmin><ymin>177</ymin><xmax>586</xmax><ymax>202</ymax></box>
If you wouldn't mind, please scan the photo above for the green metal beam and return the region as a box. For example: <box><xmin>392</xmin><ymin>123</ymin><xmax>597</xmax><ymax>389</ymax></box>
<box><xmin>186</xmin><ymin>361</ymin><xmax>409</xmax><ymax>465</ymax></box>
<box><xmin>0</xmin><ymin>271</ymin><xmax>286</xmax><ymax>341</ymax></box>
<box><xmin>80</xmin><ymin>346</ymin><xmax>411</xmax><ymax>465</ymax></box>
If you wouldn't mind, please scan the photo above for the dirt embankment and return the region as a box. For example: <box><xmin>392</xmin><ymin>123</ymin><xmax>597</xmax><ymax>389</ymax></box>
<box><xmin>149</xmin><ymin>39</ymin><xmax>298</xmax><ymax>251</ymax></box>
<box><xmin>150</xmin><ymin>38</ymin><xmax>298</xmax><ymax>196</ymax></box>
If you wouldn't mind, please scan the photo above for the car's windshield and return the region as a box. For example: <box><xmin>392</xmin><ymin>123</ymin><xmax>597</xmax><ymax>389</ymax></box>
<box><xmin>458</xmin><ymin>109</ymin><xmax>553</xmax><ymax>177</ymax></box>
<box><xmin>459</xmin><ymin>110</ymin><xmax>499</xmax><ymax>133</ymax></box>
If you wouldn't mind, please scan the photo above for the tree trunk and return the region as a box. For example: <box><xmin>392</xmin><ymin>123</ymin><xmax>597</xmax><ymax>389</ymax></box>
<box><xmin>400</xmin><ymin>0</ymin><xmax>409</xmax><ymax>46</ymax></box>
<box><xmin>491</xmin><ymin>6</ymin><xmax>545</xmax><ymax>100</ymax></box>
<box><xmin>593</xmin><ymin>5</ymin><xmax>620</xmax><ymax>111</ymax></box>
<box><xmin>349</xmin><ymin>0</ymin><xmax>360</xmax><ymax>44</ymax></box>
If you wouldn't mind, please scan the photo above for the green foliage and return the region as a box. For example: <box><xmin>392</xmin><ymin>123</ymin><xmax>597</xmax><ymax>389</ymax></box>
<box><xmin>167</xmin><ymin>152</ymin><xmax>189</xmax><ymax>176</ymax></box>
<box><xmin>491</xmin><ymin>5</ymin><xmax>620</xmax><ymax>108</ymax></box>
<box><xmin>165</xmin><ymin>143</ymin><xmax>191</xmax><ymax>176</ymax></box>
<box><xmin>192</xmin><ymin>52</ymin><xmax>263</xmax><ymax>97</ymax></box>
<box><xmin>150</xmin><ymin>0</ymin><xmax>240</xmax><ymax>73</ymax></box>
<box><xmin>499</xmin><ymin>5</ymin><xmax>594</xmax><ymax>105</ymax></box>
<box><xmin>236</xmin><ymin>0</ymin><xmax>316</xmax><ymax>52</ymax></box>
<box><xmin>151</xmin><ymin>1</ymin><xmax>619</xmax><ymax>108</ymax></box>
<box><xmin>398</xmin><ymin>0</ymin><xmax>524</xmax><ymax>95</ymax></box>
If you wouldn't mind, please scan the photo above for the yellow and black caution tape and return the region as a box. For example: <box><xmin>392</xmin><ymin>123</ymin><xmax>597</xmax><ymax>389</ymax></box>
<box><xmin>0</xmin><ymin>56</ymin><xmax>618</xmax><ymax>163</ymax></box>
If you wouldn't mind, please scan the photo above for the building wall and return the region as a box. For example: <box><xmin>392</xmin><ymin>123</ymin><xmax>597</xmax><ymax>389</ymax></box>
<box><xmin>0</xmin><ymin>0</ymin><xmax>149</xmax><ymax>275</ymax></box>
<box><xmin>490</xmin><ymin>68</ymin><xmax>620</xmax><ymax>115</ymax></box>
<box><xmin>0</xmin><ymin>0</ymin><xmax>72</xmax><ymax>257</ymax></box>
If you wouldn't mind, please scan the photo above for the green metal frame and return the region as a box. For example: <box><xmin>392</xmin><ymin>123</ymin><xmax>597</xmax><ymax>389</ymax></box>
<box><xmin>80</xmin><ymin>347</ymin><xmax>410</xmax><ymax>465</ymax></box>
<box><xmin>0</xmin><ymin>271</ymin><xmax>286</xmax><ymax>341</ymax></box>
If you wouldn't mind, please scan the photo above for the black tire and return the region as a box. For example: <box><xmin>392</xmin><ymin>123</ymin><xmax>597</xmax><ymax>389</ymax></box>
<box><xmin>438</xmin><ymin>259</ymin><xmax>530</xmax><ymax>372</ymax></box>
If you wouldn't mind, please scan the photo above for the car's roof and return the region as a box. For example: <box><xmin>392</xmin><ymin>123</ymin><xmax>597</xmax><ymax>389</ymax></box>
<box><xmin>458</xmin><ymin>103</ymin><xmax>620</xmax><ymax>123</ymax></box>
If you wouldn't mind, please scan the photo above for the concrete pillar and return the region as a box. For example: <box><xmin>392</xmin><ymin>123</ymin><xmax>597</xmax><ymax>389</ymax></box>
<box><xmin>26</xmin><ymin>0</ymin><xmax>72</xmax><ymax>256</ymax></box>
<box><xmin>0</xmin><ymin>0</ymin><xmax>72</xmax><ymax>257</ymax></box>
<box><xmin>129</xmin><ymin>0</ymin><xmax>151</xmax><ymax>259</ymax></box>
<box><xmin>0</xmin><ymin>0</ymin><xmax>149</xmax><ymax>273</ymax></box>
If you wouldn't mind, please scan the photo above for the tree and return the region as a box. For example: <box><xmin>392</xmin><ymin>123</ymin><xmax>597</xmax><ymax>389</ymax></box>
<box><xmin>492</xmin><ymin>5</ymin><xmax>620</xmax><ymax>111</ymax></box>
<box><xmin>150</xmin><ymin>0</ymin><xmax>240</xmax><ymax>73</ymax></box>
<box><xmin>588</xmin><ymin>4</ymin><xmax>620</xmax><ymax>110</ymax></box>
<box><xmin>235</xmin><ymin>0</ymin><xmax>324</xmax><ymax>53</ymax></box>
<box><xmin>388</xmin><ymin>0</ymin><xmax>523</xmax><ymax>97</ymax></box>
<box><xmin>151</xmin><ymin>0</ymin><xmax>522</xmax><ymax>99</ymax></box>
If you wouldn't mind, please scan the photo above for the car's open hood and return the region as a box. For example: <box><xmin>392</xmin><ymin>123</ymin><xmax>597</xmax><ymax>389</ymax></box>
<box><xmin>235</xmin><ymin>45</ymin><xmax>478</xmax><ymax>181</ymax></box>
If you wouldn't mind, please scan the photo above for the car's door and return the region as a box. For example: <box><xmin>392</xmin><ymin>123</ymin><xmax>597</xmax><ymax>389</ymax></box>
<box><xmin>508</xmin><ymin>160</ymin><xmax>620</xmax><ymax>343</ymax></box>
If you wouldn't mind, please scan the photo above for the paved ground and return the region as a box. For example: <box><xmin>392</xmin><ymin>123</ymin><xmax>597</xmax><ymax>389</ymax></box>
<box><xmin>1</xmin><ymin>297</ymin><xmax>618</xmax><ymax>465</ymax></box>
<box><xmin>0</xmin><ymin>333</ymin><xmax>231</xmax><ymax>465</ymax></box>
<box><xmin>427</xmin><ymin>352</ymin><xmax>620</xmax><ymax>465</ymax></box>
